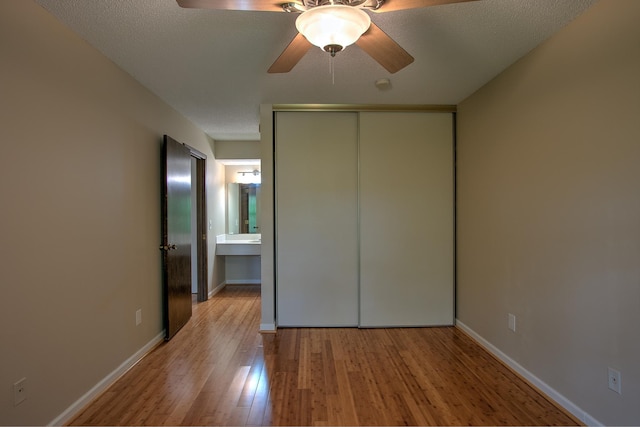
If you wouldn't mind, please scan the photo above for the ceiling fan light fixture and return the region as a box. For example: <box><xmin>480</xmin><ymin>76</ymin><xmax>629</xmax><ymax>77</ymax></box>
<box><xmin>296</xmin><ymin>5</ymin><xmax>371</xmax><ymax>55</ymax></box>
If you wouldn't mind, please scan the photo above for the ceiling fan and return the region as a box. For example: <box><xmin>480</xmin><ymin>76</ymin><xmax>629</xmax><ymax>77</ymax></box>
<box><xmin>176</xmin><ymin>0</ymin><xmax>478</xmax><ymax>74</ymax></box>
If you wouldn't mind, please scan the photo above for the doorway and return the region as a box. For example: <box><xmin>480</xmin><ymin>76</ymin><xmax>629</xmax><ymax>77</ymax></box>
<box><xmin>189</xmin><ymin>149</ymin><xmax>208</xmax><ymax>303</ymax></box>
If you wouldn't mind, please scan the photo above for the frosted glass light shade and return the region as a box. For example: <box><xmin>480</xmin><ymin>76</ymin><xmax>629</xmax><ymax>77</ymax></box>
<box><xmin>296</xmin><ymin>5</ymin><xmax>371</xmax><ymax>52</ymax></box>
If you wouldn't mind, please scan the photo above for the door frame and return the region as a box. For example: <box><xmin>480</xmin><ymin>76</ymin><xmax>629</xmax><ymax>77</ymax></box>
<box><xmin>189</xmin><ymin>147</ymin><xmax>208</xmax><ymax>303</ymax></box>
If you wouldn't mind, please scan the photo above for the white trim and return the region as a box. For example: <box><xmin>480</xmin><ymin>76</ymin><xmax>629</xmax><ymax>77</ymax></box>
<box><xmin>208</xmin><ymin>281</ymin><xmax>227</xmax><ymax>298</ymax></box>
<box><xmin>224</xmin><ymin>279</ymin><xmax>261</xmax><ymax>285</ymax></box>
<box><xmin>455</xmin><ymin>320</ymin><xmax>602</xmax><ymax>426</ymax></box>
<box><xmin>260</xmin><ymin>323</ymin><xmax>276</xmax><ymax>332</ymax></box>
<box><xmin>49</xmin><ymin>331</ymin><xmax>165</xmax><ymax>426</ymax></box>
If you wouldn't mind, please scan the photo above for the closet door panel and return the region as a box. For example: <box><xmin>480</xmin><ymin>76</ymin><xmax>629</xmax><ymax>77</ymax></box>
<box><xmin>359</xmin><ymin>112</ymin><xmax>454</xmax><ymax>327</ymax></box>
<box><xmin>275</xmin><ymin>112</ymin><xmax>359</xmax><ymax>326</ymax></box>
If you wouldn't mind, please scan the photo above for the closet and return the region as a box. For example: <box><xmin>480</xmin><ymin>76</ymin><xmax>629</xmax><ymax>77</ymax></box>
<box><xmin>275</xmin><ymin>110</ymin><xmax>453</xmax><ymax>327</ymax></box>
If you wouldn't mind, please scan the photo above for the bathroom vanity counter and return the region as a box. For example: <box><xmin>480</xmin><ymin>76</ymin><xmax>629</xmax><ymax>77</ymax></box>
<box><xmin>216</xmin><ymin>234</ymin><xmax>261</xmax><ymax>256</ymax></box>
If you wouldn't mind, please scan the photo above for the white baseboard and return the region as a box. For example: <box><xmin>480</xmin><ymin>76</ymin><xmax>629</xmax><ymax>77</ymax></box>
<box><xmin>208</xmin><ymin>281</ymin><xmax>227</xmax><ymax>298</ymax></box>
<box><xmin>455</xmin><ymin>320</ymin><xmax>602</xmax><ymax>426</ymax></box>
<box><xmin>260</xmin><ymin>323</ymin><xmax>276</xmax><ymax>332</ymax></box>
<box><xmin>225</xmin><ymin>279</ymin><xmax>261</xmax><ymax>285</ymax></box>
<box><xmin>49</xmin><ymin>331</ymin><xmax>165</xmax><ymax>426</ymax></box>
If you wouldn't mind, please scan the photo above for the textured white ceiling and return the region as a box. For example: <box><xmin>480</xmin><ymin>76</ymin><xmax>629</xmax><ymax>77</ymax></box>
<box><xmin>34</xmin><ymin>0</ymin><xmax>597</xmax><ymax>140</ymax></box>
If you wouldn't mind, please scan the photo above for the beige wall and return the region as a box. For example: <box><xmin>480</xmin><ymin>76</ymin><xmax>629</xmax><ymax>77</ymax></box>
<box><xmin>457</xmin><ymin>1</ymin><xmax>640</xmax><ymax>425</ymax></box>
<box><xmin>215</xmin><ymin>140</ymin><xmax>260</xmax><ymax>160</ymax></box>
<box><xmin>0</xmin><ymin>1</ymin><xmax>225</xmax><ymax>424</ymax></box>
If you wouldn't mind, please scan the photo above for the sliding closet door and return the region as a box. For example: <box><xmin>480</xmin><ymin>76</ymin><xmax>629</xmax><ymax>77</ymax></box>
<box><xmin>275</xmin><ymin>112</ymin><xmax>359</xmax><ymax>326</ymax></box>
<box><xmin>359</xmin><ymin>112</ymin><xmax>454</xmax><ymax>327</ymax></box>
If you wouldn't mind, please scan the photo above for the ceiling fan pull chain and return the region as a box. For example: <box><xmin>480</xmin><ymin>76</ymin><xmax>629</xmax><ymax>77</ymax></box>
<box><xmin>330</xmin><ymin>54</ymin><xmax>335</xmax><ymax>85</ymax></box>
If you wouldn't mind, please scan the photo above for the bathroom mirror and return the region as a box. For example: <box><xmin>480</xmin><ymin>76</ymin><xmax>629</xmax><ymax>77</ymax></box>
<box><xmin>227</xmin><ymin>183</ymin><xmax>261</xmax><ymax>234</ymax></box>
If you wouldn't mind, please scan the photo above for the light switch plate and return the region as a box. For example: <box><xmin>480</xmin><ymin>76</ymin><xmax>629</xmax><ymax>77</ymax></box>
<box><xmin>508</xmin><ymin>313</ymin><xmax>516</xmax><ymax>332</ymax></box>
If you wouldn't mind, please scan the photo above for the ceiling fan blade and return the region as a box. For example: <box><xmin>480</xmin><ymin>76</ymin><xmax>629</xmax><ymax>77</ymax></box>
<box><xmin>373</xmin><ymin>0</ymin><xmax>479</xmax><ymax>13</ymax></box>
<box><xmin>176</xmin><ymin>0</ymin><xmax>285</xmax><ymax>12</ymax></box>
<box><xmin>356</xmin><ymin>23</ymin><xmax>414</xmax><ymax>73</ymax></box>
<box><xmin>268</xmin><ymin>33</ymin><xmax>313</xmax><ymax>73</ymax></box>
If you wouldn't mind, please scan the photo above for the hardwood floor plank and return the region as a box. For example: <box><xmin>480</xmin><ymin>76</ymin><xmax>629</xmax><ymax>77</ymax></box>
<box><xmin>327</xmin><ymin>360</ymin><xmax>359</xmax><ymax>425</ymax></box>
<box><xmin>238</xmin><ymin>350</ymin><xmax>266</xmax><ymax>408</ymax></box>
<box><xmin>297</xmin><ymin>334</ymin><xmax>311</xmax><ymax>390</ymax></box>
<box><xmin>245</xmin><ymin>357</ymin><xmax>270</xmax><ymax>426</ymax></box>
<box><xmin>68</xmin><ymin>285</ymin><xmax>580</xmax><ymax>426</ymax></box>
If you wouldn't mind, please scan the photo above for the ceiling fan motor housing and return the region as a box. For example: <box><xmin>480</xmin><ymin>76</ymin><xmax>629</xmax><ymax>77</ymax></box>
<box><xmin>303</xmin><ymin>0</ymin><xmax>383</xmax><ymax>9</ymax></box>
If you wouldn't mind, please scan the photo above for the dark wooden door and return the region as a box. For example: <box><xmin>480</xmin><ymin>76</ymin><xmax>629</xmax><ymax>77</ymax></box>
<box><xmin>161</xmin><ymin>135</ymin><xmax>192</xmax><ymax>340</ymax></box>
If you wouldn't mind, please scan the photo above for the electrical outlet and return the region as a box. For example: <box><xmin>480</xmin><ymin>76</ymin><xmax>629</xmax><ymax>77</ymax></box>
<box><xmin>136</xmin><ymin>309</ymin><xmax>142</xmax><ymax>326</ymax></box>
<box><xmin>13</xmin><ymin>377</ymin><xmax>27</xmax><ymax>406</ymax></box>
<box><xmin>608</xmin><ymin>367</ymin><xmax>621</xmax><ymax>394</ymax></box>
<box><xmin>508</xmin><ymin>313</ymin><xmax>516</xmax><ymax>332</ymax></box>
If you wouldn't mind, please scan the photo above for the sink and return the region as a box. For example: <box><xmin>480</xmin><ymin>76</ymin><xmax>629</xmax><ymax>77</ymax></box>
<box><xmin>216</xmin><ymin>234</ymin><xmax>261</xmax><ymax>256</ymax></box>
<box><xmin>216</xmin><ymin>243</ymin><xmax>261</xmax><ymax>256</ymax></box>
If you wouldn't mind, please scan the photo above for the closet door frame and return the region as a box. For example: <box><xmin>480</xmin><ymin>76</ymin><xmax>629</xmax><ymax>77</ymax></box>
<box><xmin>261</xmin><ymin>105</ymin><xmax>456</xmax><ymax>330</ymax></box>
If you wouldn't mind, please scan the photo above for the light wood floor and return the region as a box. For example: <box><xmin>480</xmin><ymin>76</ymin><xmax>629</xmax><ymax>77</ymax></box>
<box><xmin>68</xmin><ymin>285</ymin><xmax>579</xmax><ymax>426</ymax></box>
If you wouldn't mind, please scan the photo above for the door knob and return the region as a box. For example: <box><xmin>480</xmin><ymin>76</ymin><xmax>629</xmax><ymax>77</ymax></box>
<box><xmin>159</xmin><ymin>244</ymin><xmax>177</xmax><ymax>251</ymax></box>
